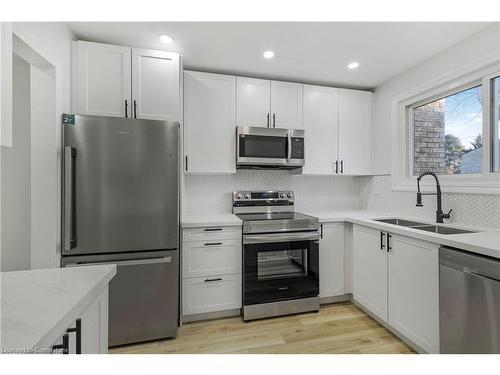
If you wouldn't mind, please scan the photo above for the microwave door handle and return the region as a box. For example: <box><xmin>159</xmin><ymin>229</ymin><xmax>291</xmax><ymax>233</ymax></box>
<box><xmin>287</xmin><ymin>131</ymin><xmax>292</xmax><ymax>164</ymax></box>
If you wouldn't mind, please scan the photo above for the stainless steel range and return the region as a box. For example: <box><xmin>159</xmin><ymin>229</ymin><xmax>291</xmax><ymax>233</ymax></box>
<box><xmin>233</xmin><ymin>190</ymin><xmax>320</xmax><ymax>321</ymax></box>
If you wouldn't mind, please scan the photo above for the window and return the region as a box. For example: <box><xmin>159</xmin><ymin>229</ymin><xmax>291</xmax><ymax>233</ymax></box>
<box><xmin>492</xmin><ymin>76</ymin><xmax>500</xmax><ymax>172</ymax></box>
<box><xmin>413</xmin><ymin>85</ymin><xmax>483</xmax><ymax>176</ymax></box>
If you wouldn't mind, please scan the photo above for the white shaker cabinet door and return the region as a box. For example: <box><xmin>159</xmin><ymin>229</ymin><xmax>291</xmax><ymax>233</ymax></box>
<box><xmin>302</xmin><ymin>85</ymin><xmax>339</xmax><ymax>174</ymax></box>
<box><xmin>184</xmin><ymin>71</ymin><xmax>236</xmax><ymax>173</ymax></box>
<box><xmin>338</xmin><ymin>89</ymin><xmax>373</xmax><ymax>175</ymax></box>
<box><xmin>270</xmin><ymin>80</ymin><xmax>303</xmax><ymax>129</ymax></box>
<box><xmin>352</xmin><ymin>225</ymin><xmax>388</xmax><ymax>322</ymax></box>
<box><xmin>236</xmin><ymin>76</ymin><xmax>271</xmax><ymax>127</ymax></box>
<box><xmin>132</xmin><ymin>48</ymin><xmax>180</xmax><ymax>121</ymax></box>
<box><xmin>388</xmin><ymin>235</ymin><xmax>439</xmax><ymax>353</ymax></box>
<box><xmin>76</xmin><ymin>41</ymin><xmax>131</xmax><ymax>117</ymax></box>
<box><xmin>319</xmin><ymin>223</ymin><xmax>345</xmax><ymax>298</ymax></box>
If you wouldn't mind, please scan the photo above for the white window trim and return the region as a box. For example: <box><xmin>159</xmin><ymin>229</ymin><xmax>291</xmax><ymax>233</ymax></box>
<box><xmin>391</xmin><ymin>51</ymin><xmax>500</xmax><ymax>195</ymax></box>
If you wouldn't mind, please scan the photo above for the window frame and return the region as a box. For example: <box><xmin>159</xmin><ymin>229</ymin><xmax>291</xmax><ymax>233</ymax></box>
<box><xmin>391</xmin><ymin>59</ymin><xmax>500</xmax><ymax>194</ymax></box>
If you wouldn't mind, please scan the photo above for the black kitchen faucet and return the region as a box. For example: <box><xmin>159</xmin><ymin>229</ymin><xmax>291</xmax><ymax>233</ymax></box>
<box><xmin>416</xmin><ymin>171</ymin><xmax>452</xmax><ymax>223</ymax></box>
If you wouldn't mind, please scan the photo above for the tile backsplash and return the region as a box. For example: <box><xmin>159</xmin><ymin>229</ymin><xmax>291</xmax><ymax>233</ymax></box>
<box><xmin>184</xmin><ymin>172</ymin><xmax>499</xmax><ymax>229</ymax></box>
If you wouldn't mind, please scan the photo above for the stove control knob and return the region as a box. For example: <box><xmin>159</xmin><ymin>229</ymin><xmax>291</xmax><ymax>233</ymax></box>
<box><xmin>287</xmin><ymin>193</ymin><xmax>292</xmax><ymax>199</ymax></box>
<box><xmin>236</xmin><ymin>193</ymin><xmax>242</xmax><ymax>199</ymax></box>
<box><xmin>279</xmin><ymin>193</ymin><xmax>285</xmax><ymax>198</ymax></box>
<box><xmin>244</xmin><ymin>193</ymin><xmax>250</xmax><ymax>199</ymax></box>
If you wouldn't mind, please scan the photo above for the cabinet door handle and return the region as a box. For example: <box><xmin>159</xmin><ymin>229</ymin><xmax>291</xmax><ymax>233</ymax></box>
<box><xmin>387</xmin><ymin>233</ymin><xmax>392</xmax><ymax>252</ymax></box>
<box><xmin>204</xmin><ymin>228</ymin><xmax>222</xmax><ymax>232</ymax></box>
<box><xmin>204</xmin><ymin>277</ymin><xmax>222</xmax><ymax>282</ymax></box>
<box><xmin>133</xmin><ymin>100</ymin><xmax>137</xmax><ymax>118</ymax></box>
<box><xmin>320</xmin><ymin>223</ymin><xmax>323</xmax><ymax>239</ymax></box>
<box><xmin>51</xmin><ymin>333</ymin><xmax>69</xmax><ymax>354</ymax></box>
<box><xmin>185</xmin><ymin>155</ymin><xmax>188</xmax><ymax>171</ymax></box>
<box><xmin>66</xmin><ymin>318</ymin><xmax>82</xmax><ymax>354</ymax></box>
<box><xmin>125</xmin><ymin>100</ymin><xmax>128</xmax><ymax>118</ymax></box>
<box><xmin>334</xmin><ymin>160</ymin><xmax>339</xmax><ymax>174</ymax></box>
<box><xmin>340</xmin><ymin>160</ymin><xmax>344</xmax><ymax>174</ymax></box>
<box><xmin>267</xmin><ymin>113</ymin><xmax>270</xmax><ymax>128</ymax></box>
<box><xmin>204</xmin><ymin>242</ymin><xmax>223</xmax><ymax>246</ymax></box>
<box><xmin>380</xmin><ymin>232</ymin><xmax>385</xmax><ymax>250</ymax></box>
<box><xmin>273</xmin><ymin>113</ymin><xmax>276</xmax><ymax>128</ymax></box>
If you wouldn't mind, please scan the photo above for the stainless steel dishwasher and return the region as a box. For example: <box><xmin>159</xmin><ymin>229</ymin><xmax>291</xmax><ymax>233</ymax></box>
<box><xmin>439</xmin><ymin>246</ymin><xmax>500</xmax><ymax>353</ymax></box>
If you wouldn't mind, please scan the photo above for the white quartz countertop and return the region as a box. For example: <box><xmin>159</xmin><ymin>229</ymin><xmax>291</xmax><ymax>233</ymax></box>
<box><xmin>304</xmin><ymin>209</ymin><xmax>500</xmax><ymax>259</ymax></box>
<box><xmin>1</xmin><ymin>265</ymin><xmax>116</xmax><ymax>353</ymax></box>
<box><xmin>181</xmin><ymin>213</ymin><xmax>242</xmax><ymax>228</ymax></box>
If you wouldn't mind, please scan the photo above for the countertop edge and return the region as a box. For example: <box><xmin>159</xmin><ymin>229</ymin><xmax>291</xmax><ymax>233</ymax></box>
<box><xmin>33</xmin><ymin>265</ymin><xmax>116</xmax><ymax>350</ymax></box>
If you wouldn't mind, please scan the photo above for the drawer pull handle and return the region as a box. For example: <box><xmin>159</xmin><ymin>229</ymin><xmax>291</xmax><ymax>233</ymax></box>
<box><xmin>204</xmin><ymin>242</ymin><xmax>222</xmax><ymax>246</ymax></box>
<box><xmin>204</xmin><ymin>277</ymin><xmax>222</xmax><ymax>282</ymax></box>
<box><xmin>204</xmin><ymin>228</ymin><xmax>223</xmax><ymax>232</ymax></box>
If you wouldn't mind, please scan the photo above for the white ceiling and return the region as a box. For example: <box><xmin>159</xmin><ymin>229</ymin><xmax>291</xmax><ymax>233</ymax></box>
<box><xmin>67</xmin><ymin>22</ymin><xmax>492</xmax><ymax>89</ymax></box>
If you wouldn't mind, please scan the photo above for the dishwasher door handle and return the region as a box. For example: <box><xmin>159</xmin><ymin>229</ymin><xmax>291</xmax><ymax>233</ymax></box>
<box><xmin>464</xmin><ymin>268</ymin><xmax>500</xmax><ymax>284</ymax></box>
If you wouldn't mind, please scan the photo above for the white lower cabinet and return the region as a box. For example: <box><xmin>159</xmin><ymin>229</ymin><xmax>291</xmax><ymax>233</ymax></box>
<box><xmin>181</xmin><ymin>225</ymin><xmax>242</xmax><ymax>318</ymax></box>
<box><xmin>182</xmin><ymin>274</ymin><xmax>242</xmax><ymax>315</ymax></box>
<box><xmin>352</xmin><ymin>224</ymin><xmax>440</xmax><ymax>353</ymax></box>
<box><xmin>51</xmin><ymin>288</ymin><xmax>108</xmax><ymax>354</ymax></box>
<box><xmin>319</xmin><ymin>223</ymin><xmax>345</xmax><ymax>298</ymax></box>
<box><xmin>352</xmin><ymin>225</ymin><xmax>388</xmax><ymax>321</ymax></box>
<box><xmin>388</xmin><ymin>235</ymin><xmax>439</xmax><ymax>353</ymax></box>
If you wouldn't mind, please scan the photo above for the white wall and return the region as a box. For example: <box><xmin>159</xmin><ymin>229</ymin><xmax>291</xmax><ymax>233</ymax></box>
<box><xmin>1</xmin><ymin>56</ymin><xmax>31</xmax><ymax>271</ymax></box>
<box><xmin>372</xmin><ymin>23</ymin><xmax>500</xmax><ymax>175</ymax></box>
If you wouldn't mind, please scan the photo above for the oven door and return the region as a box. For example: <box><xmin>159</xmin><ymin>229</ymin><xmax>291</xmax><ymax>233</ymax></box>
<box><xmin>237</xmin><ymin>127</ymin><xmax>289</xmax><ymax>167</ymax></box>
<box><xmin>243</xmin><ymin>231</ymin><xmax>319</xmax><ymax>305</ymax></box>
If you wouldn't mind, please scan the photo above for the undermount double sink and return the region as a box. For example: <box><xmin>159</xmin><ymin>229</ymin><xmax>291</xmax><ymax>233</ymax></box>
<box><xmin>374</xmin><ymin>218</ymin><xmax>477</xmax><ymax>235</ymax></box>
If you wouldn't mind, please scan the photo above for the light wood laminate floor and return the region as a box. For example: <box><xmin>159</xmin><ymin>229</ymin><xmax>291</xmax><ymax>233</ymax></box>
<box><xmin>110</xmin><ymin>302</ymin><xmax>415</xmax><ymax>354</ymax></box>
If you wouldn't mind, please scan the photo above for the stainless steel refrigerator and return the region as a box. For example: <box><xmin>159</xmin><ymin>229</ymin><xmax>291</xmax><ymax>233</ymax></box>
<box><xmin>61</xmin><ymin>114</ymin><xmax>179</xmax><ymax>346</ymax></box>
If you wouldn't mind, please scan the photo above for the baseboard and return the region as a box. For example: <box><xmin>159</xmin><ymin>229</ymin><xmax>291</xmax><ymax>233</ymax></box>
<box><xmin>351</xmin><ymin>298</ymin><xmax>426</xmax><ymax>354</ymax></box>
<box><xmin>182</xmin><ymin>308</ymin><xmax>241</xmax><ymax>324</ymax></box>
<box><xmin>320</xmin><ymin>293</ymin><xmax>352</xmax><ymax>305</ymax></box>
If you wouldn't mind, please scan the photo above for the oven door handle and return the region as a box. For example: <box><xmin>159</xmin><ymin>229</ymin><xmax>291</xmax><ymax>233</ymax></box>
<box><xmin>243</xmin><ymin>232</ymin><xmax>319</xmax><ymax>244</ymax></box>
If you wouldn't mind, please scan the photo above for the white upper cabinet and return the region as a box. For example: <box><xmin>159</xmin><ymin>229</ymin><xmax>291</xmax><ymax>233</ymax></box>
<box><xmin>319</xmin><ymin>223</ymin><xmax>345</xmax><ymax>298</ymax></box>
<box><xmin>74</xmin><ymin>41</ymin><xmax>180</xmax><ymax>121</ymax></box>
<box><xmin>236</xmin><ymin>77</ymin><xmax>271</xmax><ymax>127</ymax></box>
<box><xmin>76</xmin><ymin>41</ymin><xmax>131</xmax><ymax>117</ymax></box>
<box><xmin>338</xmin><ymin>89</ymin><xmax>373</xmax><ymax>175</ymax></box>
<box><xmin>388</xmin><ymin>235</ymin><xmax>439</xmax><ymax>353</ymax></box>
<box><xmin>184</xmin><ymin>70</ymin><xmax>236</xmax><ymax>174</ymax></box>
<box><xmin>270</xmin><ymin>81</ymin><xmax>303</xmax><ymax>129</ymax></box>
<box><xmin>131</xmin><ymin>48</ymin><xmax>180</xmax><ymax>121</ymax></box>
<box><xmin>302</xmin><ymin>85</ymin><xmax>339</xmax><ymax>174</ymax></box>
<box><xmin>352</xmin><ymin>225</ymin><xmax>388</xmax><ymax>322</ymax></box>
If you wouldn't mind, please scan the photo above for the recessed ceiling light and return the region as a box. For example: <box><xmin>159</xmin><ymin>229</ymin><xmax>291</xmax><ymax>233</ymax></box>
<box><xmin>347</xmin><ymin>61</ymin><xmax>360</xmax><ymax>70</ymax></box>
<box><xmin>263</xmin><ymin>50</ymin><xmax>275</xmax><ymax>59</ymax></box>
<box><xmin>158</xmin><ymin>34</ymin><xmax>174</xmax><ymax>44</ymax></box>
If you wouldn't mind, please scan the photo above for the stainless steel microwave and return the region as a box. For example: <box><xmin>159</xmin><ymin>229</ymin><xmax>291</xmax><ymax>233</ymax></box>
<box><xmin>236</xmin><ymin>126</ymin><xmax>305</xmax><ymax>170</ymax></box>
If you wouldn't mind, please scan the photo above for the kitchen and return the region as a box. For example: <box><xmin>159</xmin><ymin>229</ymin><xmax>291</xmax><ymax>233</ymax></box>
<box><xmin>1</xmin><ymin>3</ymin><xmax>500</xmax><ymax>373</ymax></box>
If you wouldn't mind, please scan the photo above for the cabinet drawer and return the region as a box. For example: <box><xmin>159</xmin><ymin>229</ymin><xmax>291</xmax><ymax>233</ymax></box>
<box><xmin>183</xmin><ymin>239</ymin><xmax>241</xmax><ymax>278</ymax></box>
<box><xmin>182</xmin><ymin>274</ymin><xmax>242</xmax><ymax>316</ymax></box>
<box><xmin>182</xmin><ymin>226</ymin><xmax>242</xmax><ymax>242</ymax></box>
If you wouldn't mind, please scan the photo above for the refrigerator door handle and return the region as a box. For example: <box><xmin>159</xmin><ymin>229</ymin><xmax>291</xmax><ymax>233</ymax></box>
<box><xmin>64</xmin><ymin>256</ymin><xmax>173</xmax><ymax>267</ymax></box>
<box><xmin>64</xmin><ymin>146</ymin><xmax>77</xmax><ymax>251</ymax></box>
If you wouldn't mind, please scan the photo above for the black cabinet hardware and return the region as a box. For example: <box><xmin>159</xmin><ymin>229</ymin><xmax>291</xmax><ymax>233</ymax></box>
<box><xmin>204</xmin><ymin>242</ymin><xmax>222</xmax><ymax>246</ymax></box>
<box><xmin>66</xmin><ymin>318</ymin><xmax>82</xmax><ymax>354</ymax></box>
<box><xmin>204</xmin><ymin>228</ymin><xmax>222</xmax><ymax>232</ymax></box>
<box><xmin>185</xmin><ymin>155</ymin><xmax>188</xmax><ymax>171</ymax></box>
<box><xmin>133</xmin><ymin>100</ymin><xmax>137</xmax><ymax>118</ymax></box>
<box><xmin>125</xmin><ymin>100</ymin><xmax>128</xmax><ymax>118</ymax></box>
<box><xmin>320</xmin><ymin>224</ymin><xmax>323</xmax><ymax>239</ymax></box>
<box><xmin>334</xmin><ymin>160</ymin><xmax>339</xmax><ymax>174</ymax></box>
<box><xmin>204</xmin><ymin>277</ymin><xmax>222</xmax><ymax>282</ymax></box>
<box><xmin>51</xmin><ymin>333</ymin><xmax>69</xmax><ymax>354</ymax></box>
<box><xmin>340</xmin><ymin>160</ymin><xmax>344</xmax><ymax>174</ymax></box>
<box><xmin>272</xmin><ymin>113</ymin><xmax>276</xmax><ymax>128</ymax></box>
<box><xmin>380</xmin><ymin>232</ymin><xmax>385</xmax><ymax>250</ymax></box>
<box><xmin>386</xmin><ymin>233</ymin><xmax>392</xmax><ymax>252</ymax></box>
<box><xmin>266</xmin><ymin>113</ymin><xmax>270</xmax><ymax>128</ymax></box>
